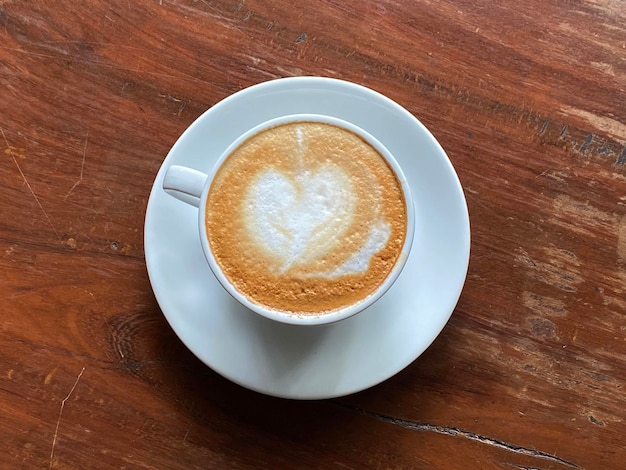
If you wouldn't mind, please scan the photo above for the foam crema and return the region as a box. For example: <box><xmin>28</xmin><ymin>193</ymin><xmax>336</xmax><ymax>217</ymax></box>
<box><xmin>205</xmin><ymin>121</ymin><xmax>407</xmax><ymax>315</ymax></box>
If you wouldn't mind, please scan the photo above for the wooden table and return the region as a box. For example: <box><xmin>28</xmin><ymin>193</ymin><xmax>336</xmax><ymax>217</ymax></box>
<box><xmin>1</xmin><ymin>1</ymin><xmax>624</xmax><ymax>468</ymax></box>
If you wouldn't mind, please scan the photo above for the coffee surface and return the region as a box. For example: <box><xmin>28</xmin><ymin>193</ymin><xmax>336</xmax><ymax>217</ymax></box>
<box><xmin>205</xmin><ymin>121</ymin><xmax>407</xmax><ymax>315</ymax></box>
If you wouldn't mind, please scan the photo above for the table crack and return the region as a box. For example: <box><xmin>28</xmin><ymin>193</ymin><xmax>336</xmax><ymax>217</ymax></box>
<box><xmin>332</xmin><ymin>402</ymin><xmax>582</xmax><ymax>469</ymax></box>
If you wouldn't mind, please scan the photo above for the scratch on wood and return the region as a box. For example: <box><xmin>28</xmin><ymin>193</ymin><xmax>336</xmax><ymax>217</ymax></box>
<box><xmin>536</xmin><ymin>168</ymin><xmax>551</xmax><ymax>178</ymax></box>
<box><xmin>117</xmin><ymin>341</ymin><xmax>125</xmax><ymax>359</ymax></box>
<box><xmin>2</xmin><ymin>127</ymin><xmax>60</xmax><ymax>239</ymax></box>
<box><xmin>588</xmin><ymin>415</ymin><xmax>605</xmax><ymax>426</ymax></box>
<box><xmin>617</xmin><ymin>215</ymin><xmax>626</xmax><ymax>263</ymax></box>
<box><xmin>561</xmin><ymin>106</ymin><xmax>626</xmax><ymax>143</ymax></box>
<box><xmin>616</xmin><ymin>147</ymin><xmax>626</xmax><ymax>167</ymax></box>
<box><xmin>64</xmin><ymin>131</ymin><xmax>88</xmax><ymax>200</ymax></box>
<box><xmin>44</xmin><ymin>367</ymin><xmax>58</xmax><ymax>385</ymax></box>
<box><xmin>1</xmin><ymin>5</ymin><xmax>8</xmax><ymax>34</ymax></box>
<box><xmin>579</xmin><ymin>133</ymin><xmax>593</xmax><ymax>155</ymax></box>
<box><xmin>522</xmin><ymin>291</ymin><xmax>567</xmax><ymax>317</ymax></box>
<box><xmin>49</xmin><ymin>367</ymin><xmax>85</xmax><ymax>470</ymax></box>
<box><xmin>333</xmin><ymin>402</ymin><xmax>582</xmax><ymax>469</ymax></box>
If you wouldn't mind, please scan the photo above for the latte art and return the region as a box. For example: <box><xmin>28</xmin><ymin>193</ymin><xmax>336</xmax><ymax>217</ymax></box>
<box><xmin>325</xmin><ymin>219</ymin><xmax>391</xmax><ymax>278</ymax></box>
<box><xmin>205</xmin><ymin>121</ymin><xmax>407</xmax><ymax>315</ymax></box>
<box><xmin>245</xmin><ymin>166</ymin><xmax>357</xmax><ymax>274</ymax></box>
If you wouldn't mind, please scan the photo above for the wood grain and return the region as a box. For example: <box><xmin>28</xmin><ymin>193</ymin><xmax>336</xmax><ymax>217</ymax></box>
<box><xmin>1</xmin><ymin>0</ymin><xmax>624</xmax><ymax>468</ymax></box>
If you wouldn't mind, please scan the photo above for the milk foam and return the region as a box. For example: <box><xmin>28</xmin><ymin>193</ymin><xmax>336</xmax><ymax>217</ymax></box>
<box><xmin>244</xmin><ymin>165</ymin><xmax>355</xmax><ymax>273</ymax></box>
<box><xmin>321</xmin><ymin>220</ymin><xmax>391</xmax><ymax>278</ymax></box>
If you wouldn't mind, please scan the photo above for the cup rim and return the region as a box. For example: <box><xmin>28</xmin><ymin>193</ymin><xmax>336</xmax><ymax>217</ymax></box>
<box><xmin>197</xmin><ymin>113</ymin><xmax>415</xmax><ymax>326</ymax></box>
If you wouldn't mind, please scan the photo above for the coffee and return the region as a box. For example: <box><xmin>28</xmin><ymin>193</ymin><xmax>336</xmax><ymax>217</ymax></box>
<box><xmin>205</xmin><ymin>121</ymin><xmax>407</xmax><ymax>315</ymax></box>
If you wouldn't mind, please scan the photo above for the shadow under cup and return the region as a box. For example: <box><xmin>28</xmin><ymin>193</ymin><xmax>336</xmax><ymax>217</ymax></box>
<box><xmin>163</xmin><ymin>114</ymin><xmax>415</xmax><ymax>326</ymax></box>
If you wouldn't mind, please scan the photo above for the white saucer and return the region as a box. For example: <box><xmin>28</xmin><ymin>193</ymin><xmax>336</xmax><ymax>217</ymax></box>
<box><xmin>144</xmin><ymin>77</ymin><xmax>470</xmax><ymax>399</ymax></box>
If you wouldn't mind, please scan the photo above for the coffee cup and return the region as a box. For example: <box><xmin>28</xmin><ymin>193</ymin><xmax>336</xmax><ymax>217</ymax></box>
<box><xmin>162</xmin><ymin>114</ymin><xmax>415</xmax><ymax>326</ymax></box>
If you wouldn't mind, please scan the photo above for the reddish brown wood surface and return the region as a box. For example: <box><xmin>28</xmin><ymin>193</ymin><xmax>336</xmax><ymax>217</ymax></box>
<box><xmin>1</xmin><ymin>1</ymin><xmax>624</xmax><ymax>468</ymax></box>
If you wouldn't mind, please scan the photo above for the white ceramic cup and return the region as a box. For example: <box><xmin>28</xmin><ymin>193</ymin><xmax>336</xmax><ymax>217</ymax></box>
<box><xmin>162</xmin><ymin>114</ymin><xmax>415</xmax><ymax>326</ymax></box>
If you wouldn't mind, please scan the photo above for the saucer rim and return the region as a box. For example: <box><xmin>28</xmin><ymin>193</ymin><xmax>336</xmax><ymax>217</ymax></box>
<box><xmin>144</xmin><ymin>76</ymin><xmax>470</xmax><ymax>399</ymax></box>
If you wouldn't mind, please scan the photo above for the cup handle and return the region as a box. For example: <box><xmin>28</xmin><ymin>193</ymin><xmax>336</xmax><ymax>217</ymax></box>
<box><xmin>162</xmin><ymin>165</ymin><xmax>208</xmax><ymax>208</ymax></box>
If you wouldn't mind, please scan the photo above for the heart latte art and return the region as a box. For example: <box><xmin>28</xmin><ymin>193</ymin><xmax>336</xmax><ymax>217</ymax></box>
<box><xmin>246</xmin><ymin>166</ymin><xmax>358</xmax><ymax>274</ymax></box>
<box><xmin>205</xmin><ymin>122</ymin><xmax>407</xmax><ymax>315</ymax></box>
